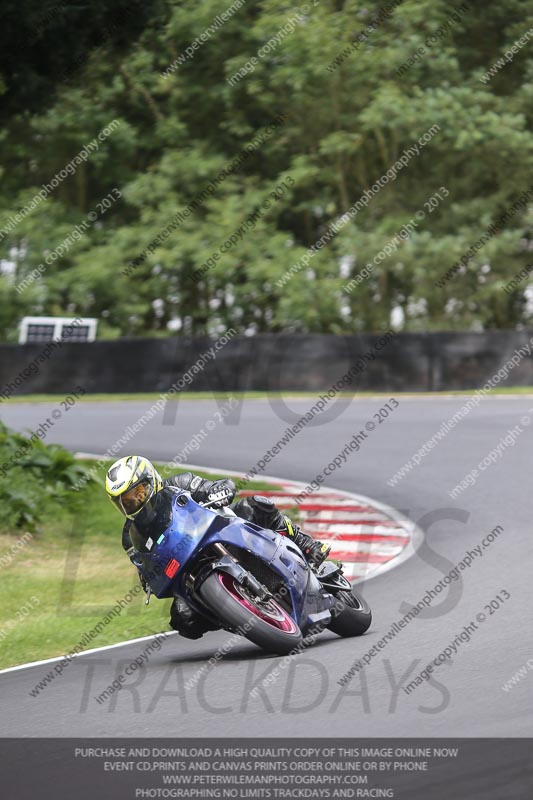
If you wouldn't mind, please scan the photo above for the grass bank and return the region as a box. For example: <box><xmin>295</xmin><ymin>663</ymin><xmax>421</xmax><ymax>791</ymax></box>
<box><xmin>0</xmin><ymin>459</ymin><xmax>280</xmax><ymax>670</ymax></box>
<box><xmin>2</xmin><ymin>387</ymin><xmax>533</xmax><ymax>403</ymax></box>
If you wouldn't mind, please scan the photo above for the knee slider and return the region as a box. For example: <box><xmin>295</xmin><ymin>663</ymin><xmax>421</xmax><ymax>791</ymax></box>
<box><xmin>248</xmin><ymin>495</ymin><xmax>284</xmax><ymax>530</ymax></box>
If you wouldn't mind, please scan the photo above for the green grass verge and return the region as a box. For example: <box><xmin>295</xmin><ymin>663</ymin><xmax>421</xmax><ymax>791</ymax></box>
<box><xmin>0</xmin><ymin>461</ymin><xmax>282</xmax><ymax>670</ymax></box>
<box><xmin>3</xmin><ymin>386</ymin><xmax>533</xmax><ymax>404</ymax></box>
<box><xmin>3</xmin><ymin>387</ymin><xmax>533</xmax><ymax>403</ymax></box>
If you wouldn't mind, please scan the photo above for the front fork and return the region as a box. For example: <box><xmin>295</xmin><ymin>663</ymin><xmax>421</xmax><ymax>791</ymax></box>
<box><xmin>189</xmin><ymin>544</ymin><xmax>271</xmax><ymax>601</ymax></box>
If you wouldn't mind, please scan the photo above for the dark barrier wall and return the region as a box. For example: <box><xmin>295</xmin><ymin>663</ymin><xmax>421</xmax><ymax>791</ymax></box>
<box><xmin>1</xmin><ymin>331</ymin><xmax>533</xmax><ymax>396</ymax></box>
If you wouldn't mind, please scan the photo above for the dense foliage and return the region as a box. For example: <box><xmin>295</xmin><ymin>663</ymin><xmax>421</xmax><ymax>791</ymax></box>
<box><xmin>1</xmin><ymin>0</ymin><xmax>533</xmax><ymax>338</ymax></box>
<box><xmin>0</xmin><ymin>422</ymin><xmax>93</xmax><ymax>530</ymax></box>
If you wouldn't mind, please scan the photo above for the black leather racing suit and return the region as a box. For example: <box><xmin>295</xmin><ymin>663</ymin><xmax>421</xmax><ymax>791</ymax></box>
<box><xmin>122</xmin><ymin>472</ymin><xmax>330</xmax><ymax>639</ymax></box>
<box><xmin>121</xmin><ymin>472</ymin><xmax>233</xmax><ymax>561</ymax></box>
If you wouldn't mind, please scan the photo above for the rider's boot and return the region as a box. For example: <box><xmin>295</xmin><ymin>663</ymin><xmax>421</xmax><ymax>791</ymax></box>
<box><xmin>280</xmin><ymin>517</ymin><xmax>331</xmax><ymax>569</ymax></box>
<box><xmin>170</xmin><ymin>597</ymin><xmax>220</xmax><ymax>640</ymax></box>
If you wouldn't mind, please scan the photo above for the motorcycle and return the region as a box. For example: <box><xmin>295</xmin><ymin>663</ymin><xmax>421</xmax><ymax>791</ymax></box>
<box><xmin>131</xmin><ymin>487</ymin><xmax>372</xmax><ymax>655</ymax></box>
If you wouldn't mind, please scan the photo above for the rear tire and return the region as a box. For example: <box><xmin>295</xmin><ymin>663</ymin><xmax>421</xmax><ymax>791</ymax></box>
<box><xmin>328</xmin><ymin>588</ymin><xmax>372</xmax><ymax>637</ymax></box>
<box><xmin>198</xmin><ymin>571</ymin><xmax>303</xmax><ymax>655</ymax></box>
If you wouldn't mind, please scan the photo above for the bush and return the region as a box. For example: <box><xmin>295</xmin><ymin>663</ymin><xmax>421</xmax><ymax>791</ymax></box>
<box><xmin>0</xmin><ymin>422</ymin><xmax>95</xmax><ymax>531</ymax></box>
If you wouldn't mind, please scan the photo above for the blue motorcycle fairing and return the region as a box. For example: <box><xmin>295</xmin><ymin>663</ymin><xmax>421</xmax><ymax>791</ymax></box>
<box><xmin>134</xmin><ymin>491</ymin><xmax>227</xmax><ymax>597</ymax></box>
<box><xmin>135</xmin><ymin>490</ymin><xmax>335</xmax><ymax>633</ymax></box>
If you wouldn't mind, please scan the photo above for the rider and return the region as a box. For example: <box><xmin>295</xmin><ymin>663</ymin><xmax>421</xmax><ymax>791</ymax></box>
<box><xmin>105</xmin><ymin>455</ymin><xmax>331</xmax><ymax>639</ymax></box>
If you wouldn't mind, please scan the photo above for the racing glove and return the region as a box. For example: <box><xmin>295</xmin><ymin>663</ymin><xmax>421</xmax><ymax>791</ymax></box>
<box><xmin>204</xmin><ymin>478</ymin><xmax>236</xmax><ymax>508</ymax></box>
<box><xmin>127</xmin><ymin>546</ymin><xmax>148</xmax><ymax>592</ymax></box>
<box><xmin>168</xmin><ymin>473</ymin><xmax>236</xmax><ymax>508</ymax></box>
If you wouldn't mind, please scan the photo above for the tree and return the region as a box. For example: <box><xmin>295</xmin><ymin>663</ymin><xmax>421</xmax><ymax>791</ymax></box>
<box><xmin>2</xmin><ymin>0</ymin><xmax>533</xmax><ymax>339</ymax></box>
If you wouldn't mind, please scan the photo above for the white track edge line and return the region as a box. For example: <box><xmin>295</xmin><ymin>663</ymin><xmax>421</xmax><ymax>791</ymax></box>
<box><xmin>1</xmin><ymin>458</ymin><xmax>423</xmax><ymax>675</ymax></box>
<box><xmin>0</xmin><ymin>632</ymin><xmax>178</xmax><ymax>676</ymax></box>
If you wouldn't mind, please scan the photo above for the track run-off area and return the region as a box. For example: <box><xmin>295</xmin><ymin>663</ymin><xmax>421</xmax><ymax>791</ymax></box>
<box><xmin>0</xmin><ymin>394</ymin><xmax>531</xmax><ymax>737</ymax></box>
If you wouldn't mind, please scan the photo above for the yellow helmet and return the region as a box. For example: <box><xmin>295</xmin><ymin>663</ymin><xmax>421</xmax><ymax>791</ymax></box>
<box><xmin>105</xmin><ymin>455</ymin><xmax>163</xmax><ymax>520</ymax></box>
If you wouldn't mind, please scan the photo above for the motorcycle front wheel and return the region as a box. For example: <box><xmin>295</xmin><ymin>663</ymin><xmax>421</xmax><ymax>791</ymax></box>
<box><xmin>198</xmin><ymin>571</ymin><xmax>303</xmax><ymax>655</ymax></box>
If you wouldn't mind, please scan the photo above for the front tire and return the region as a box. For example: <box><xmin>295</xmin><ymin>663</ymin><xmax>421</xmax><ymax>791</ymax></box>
<box><xmin>198</xmin><ymin>571</ymin><xmax>303</xmax><ymax>655</ymax></box>
<box><xmin>327</xmin><ymin>588</ymin><xmax>372</xmax><ymax>637</ymax></box>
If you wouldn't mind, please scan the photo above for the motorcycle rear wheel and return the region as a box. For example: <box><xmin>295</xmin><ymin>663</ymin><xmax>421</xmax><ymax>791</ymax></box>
<box><xmin>327</xmin><ymin>588</ymin><xmax>372</xmax><ymax>637</ymax></box>
<box><xmin>199</xmin><ymin>571</ymin><xmax>303</xmax><ymax>655</ymax></box>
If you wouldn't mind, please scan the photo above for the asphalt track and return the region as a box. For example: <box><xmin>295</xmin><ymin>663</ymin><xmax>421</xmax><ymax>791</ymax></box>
<box><xmin>1</xmin><ymin>395</ymin><xmax>532</xmax><ymax>740</ymax></box>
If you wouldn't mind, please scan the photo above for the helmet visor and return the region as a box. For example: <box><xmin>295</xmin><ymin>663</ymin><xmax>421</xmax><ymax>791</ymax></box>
<box><xmin>112</xmin><ymin>479</ymin><xmax>152</xmax><ymax>518</ymax></box>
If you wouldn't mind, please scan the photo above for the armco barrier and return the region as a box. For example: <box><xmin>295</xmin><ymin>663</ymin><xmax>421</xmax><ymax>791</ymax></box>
<box><xmin>0</xmin><ymin>330</ymin><xmax>532</xmax><ymax>395</ymax></box>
